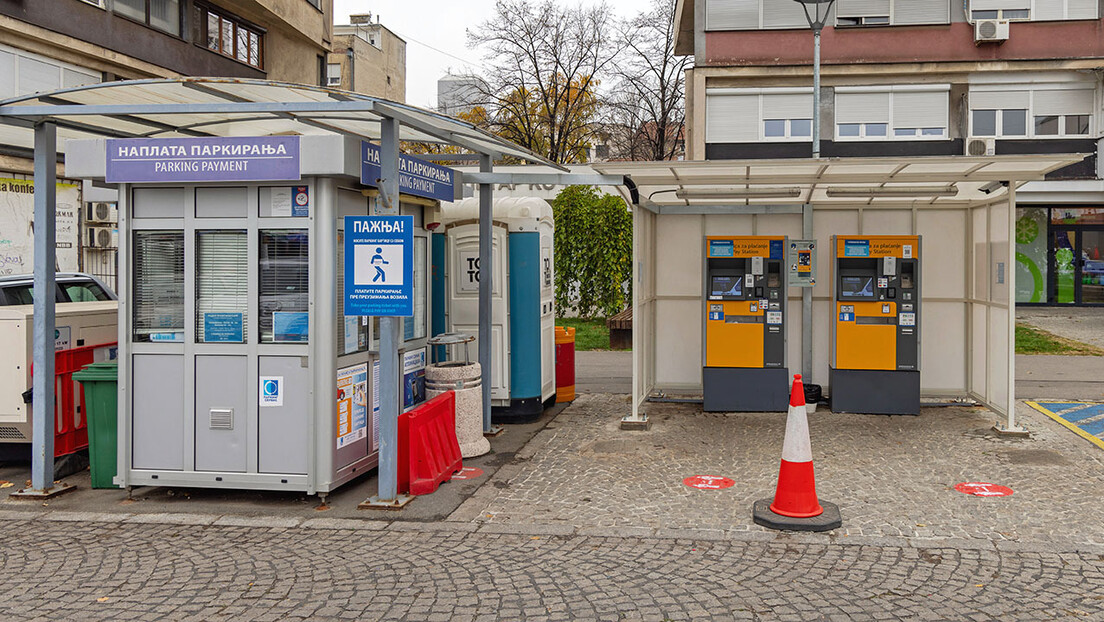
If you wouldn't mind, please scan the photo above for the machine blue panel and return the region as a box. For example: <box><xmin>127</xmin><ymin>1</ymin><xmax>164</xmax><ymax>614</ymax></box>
<box><xmin>509</xmin><ymin>232</ymin><xmax>541</xmax><ymax>401</ymax></box>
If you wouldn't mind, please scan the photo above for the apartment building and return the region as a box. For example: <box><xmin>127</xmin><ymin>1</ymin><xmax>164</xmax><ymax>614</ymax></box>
<box><xmin>326</xmin><ymin>13</ymin><xmax>406</xmax><ymax>102</ymax></box>
<box><xmin>0</xmin><ymin>0</ymin><xmax>333</xmax><ymax>286</ymax></box>
<box><xmin>675</xmin><ymin>0</ymin><xmax>1104</xmax><ymax>305</ymax></box>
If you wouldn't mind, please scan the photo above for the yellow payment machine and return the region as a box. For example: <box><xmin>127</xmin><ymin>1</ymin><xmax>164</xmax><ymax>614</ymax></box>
<box><xmin>703</xmin><ymin>236</ymin><xmax>789</xmax><ymax>412</ymax></box>
<box><xmin>830</xmin><ymin>236</ymin><xmax>921</xmax><ymax>415</ymax></box>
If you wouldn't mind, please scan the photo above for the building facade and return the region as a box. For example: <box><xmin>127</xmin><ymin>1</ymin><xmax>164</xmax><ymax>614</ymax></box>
<box><xmin>0</xmin><ymin>0</ymin><xmax>333</xmax><ymax>287</ymax></box>
<box><xmin>325</xmin><ymin>14</ymin><xmax>406</xmax><ymax>102</ymax></box>
<box><xmin>675</xmin><ymin>0</ymin><xmax>1104</xmax><ymax>305</ymax></box>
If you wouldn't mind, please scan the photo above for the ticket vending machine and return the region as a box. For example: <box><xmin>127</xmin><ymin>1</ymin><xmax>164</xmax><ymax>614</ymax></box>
<box><xmin>830</xmin><ymin>235</ymin><xmax>921</xmax><ymax>415</ymax></box>
<box><xmin>703</xmin><ymin>236</ymin><xmax>789</xmax><ymax>412</ymax></box>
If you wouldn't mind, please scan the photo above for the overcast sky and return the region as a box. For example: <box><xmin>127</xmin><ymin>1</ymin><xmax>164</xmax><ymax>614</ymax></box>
<box><xmin>332</xmin><ymin>0</ymin><xmax>652</xmax><ymax>110</ymax></box>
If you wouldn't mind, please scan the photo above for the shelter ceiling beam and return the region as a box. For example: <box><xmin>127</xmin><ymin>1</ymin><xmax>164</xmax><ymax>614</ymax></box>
<box><xmin>460</xmin><ymin>172</ymin><xmax>626</xmax><ymax>186</ymax></box>
<box><xmin>0</xmin><ymin>100</ymin><xmax>379</xmax><ymax>118</ymax></box>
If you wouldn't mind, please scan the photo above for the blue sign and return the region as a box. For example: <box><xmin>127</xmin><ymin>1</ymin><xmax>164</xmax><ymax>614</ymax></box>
<box><xmin>203</xmin><ymin>312</ymin><xmax>243</xmax><ymax>343</ymax></box>
<box><xmin>769</xmin><ymin>239</ymin><xmax>784</xmax><ymax>260</ymax></box>
<box><xmin>844</xmin><ymin>240</ymin><xmax>870</xmax><ymax>257</ymax></box>
<box><xmin>709</xmin><ymin>240</ymin><xmax>734</xmax><ymax>257</ymax></box>
<box><xmin>361</xmin><ymin>142</ymin><xmax>455</xmax><ymax>202</ymax></box>
<box><xmin>839</xmin><ymin>312</ymin><xmax>855</xmax><ymax>322</ymax></box>
<box><xmin>344</xmin><ymin>215</ymin><xmax>415</xmax><ymax>317</ymax></box>
<box><xmin>106</xmin><ymin>136</ymin><xmax>300</xmax><ymax>183</ymax></box>
<box><xmin>292</xmin><ymin>185</ymin><xmax>310</xmax><ymax>217</ymax></box>
<box><xmin>273</xmin><ymin>311</ymin><xmax>309</xmax><ymax>342</ymax></box>
<box><xmin>709</xmin><ymin>311</ymin><xmax>723</xmax><ymax>321</ymax></box>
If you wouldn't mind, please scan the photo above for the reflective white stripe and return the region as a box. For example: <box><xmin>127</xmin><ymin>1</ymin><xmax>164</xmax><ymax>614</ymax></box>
<box><xmin>780</xmin><ymin>403</ymin><xmax>813</xmax><ymax>463</ymax></box>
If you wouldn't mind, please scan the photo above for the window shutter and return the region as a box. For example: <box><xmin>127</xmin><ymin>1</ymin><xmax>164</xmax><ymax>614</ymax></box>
<box><xmin>970</xmin><ymin>0</ymin><xmax>1029</xmax><ymax>10</ymax></box>
<box><xmin>1033</xmin><ymin>89</ymin><xmax>1094</xmax><ymax>116</ymax></box>
<box><xmin>706</xmin><ymin>0</ymin><xmax>760</xmax><ymax>30</ymax></box>
<box><xmin>837</xmin><ymin>0</ymin><xmax>890</xmax><ymax>17</ymax></box>
<box><xmin>761</xmin><ymin>0</ymin><xmax>810</xmax><ymax>28</ymax></box>
<box><xmin>893</xmin><ymin>91</ymin><xmax>949</xmax><ymax>128</ymax></box>
<box><xmin>836</xmin><ymin>92</ymin><xmax>891</xmax><ymax>124</ymax></box>
<box><xmin>133</xmin><ymin>232</ymin><xmax>185</xmax><ymax>341</ymax></box>
<box><xmin>970</xmin><ymin>90</ymin><xmax>1029</xmax><ymax>110</ymax></box>
<box><xmin>196</xmin><ymin>231</ymin><xmax>248</xmax><ymax>342</ymax></box>
<box><xmin>893</xmin><ymin>0</ymin><xmax>949</xmax><ymax>24</ymax></box>
<box><xmin>706</xmin><ymin>93</ymin><xmax>759</xmax><ymax>142</ymax></box>
<box><xmin>0</xmin><ymin>50</ymin><xmax>14</xmax><ymax>99</ymax></box>
<box><xmin>17</xmin><ymin>55</ymin><xmax>59</xmax><ymax>96</ymax></box>
<box><xmin>62</xmin><ymin>68</ymin><xmax>99</xmax><ymax>89</ymax></box>
<box><xmin>1067</xmin><ymin>0</ymin><xmax>1098</xmax><ymax>19</ymax></box>
<box><xmin>1033</xmin><ymin>1</ymin><xmax>1063</xmax><ymax>20</ymax></box>
<box><xmin>762</xmin><ymin>92</ymin><xmax>812</xmax><ymax>119</ymax></box>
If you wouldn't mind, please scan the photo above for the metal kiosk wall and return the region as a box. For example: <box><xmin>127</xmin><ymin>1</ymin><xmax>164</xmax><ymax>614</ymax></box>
<box><xmin>67</xmin><ymin>135</ymin><xmax>438</xmax><ymax>495</ymax></box>
<box><xmin>830</xmin><ymin>235</ymin><xmax>921</xmax><ymax>415</ymax></box>
<box><xmin>703</xmin><ymin>236</ymin><xmax>789</xmax><ymax>412</ymax></box>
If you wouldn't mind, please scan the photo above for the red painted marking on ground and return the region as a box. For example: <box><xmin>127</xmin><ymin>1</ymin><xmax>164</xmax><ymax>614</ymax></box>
<box><xmin>683</xmin><ymin>475</ymin><xmax>735</xmax><ymax>490</ymax></box>
<box><xmin>451</xmin><ymin>467</ymin><xmax>484</xmax><ymax>481</ymax></box>
<box><xmin>954</xmin><ymin>482</ymin><xmax>1014</xmax><ymax>497</ymax></box>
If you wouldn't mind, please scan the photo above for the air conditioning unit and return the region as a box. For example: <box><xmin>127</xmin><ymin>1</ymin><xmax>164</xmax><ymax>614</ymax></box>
<box><xmin>85</xmin><ymin>202</ymin><xmax>116</xmax><ymax>223</ymax></box>
<box><xmin>966</xmin><ymin>137</ymin><xmax>996</xmax><ymax>157</ymax></box>
<box><xmin>974</xmin><ymin>20</ymin><xmax>1009</xmax><ymax>44</ymax></box>
<box><xmin>86</xmin><ymin>227</ymin><xmax>116</xmax><ymax>249</ymax></box>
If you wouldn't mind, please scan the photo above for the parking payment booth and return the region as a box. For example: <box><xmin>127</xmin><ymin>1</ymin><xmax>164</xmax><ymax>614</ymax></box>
<box><xmin>703</xmin><ymin>236</ymin><xmax>789</xmax><ymax>412</ymax></box>
<box><xmin>427</xmin><ymin>197</ymin><xmax>555</xmax><ymax>422</ymax></box>
<box><xmin>830</xmin><ymin>236</ymin><xmax>921</xmax><ymax>415</ymax></box>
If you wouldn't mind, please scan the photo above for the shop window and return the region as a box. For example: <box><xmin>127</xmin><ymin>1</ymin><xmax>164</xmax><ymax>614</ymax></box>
<box><xmin>196</xmin><ymin>231</ymin><xmax>248</xmax><ymax>343</ymax></box>
<box><xmin>200</xmin><ymin>5</ymin><xmax>263</xmax><ymax>69</ymax></box>
<box><xmin>114</xmin><ymin>0</ymin><xmax>182</xmax><ymax>36</ymax></box>
<box><xmin>259</xmin><ymin>230</ymin><xmax>309</xmax><ymax>343</ymax></box>
<box><xmin>133</xmin><ymin>231</ymin><xmax>185</xmax><ymax>342</ymax></box>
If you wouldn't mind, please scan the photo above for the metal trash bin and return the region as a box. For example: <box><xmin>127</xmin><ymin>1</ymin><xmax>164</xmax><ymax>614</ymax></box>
<box><xmin>72</xmin><ymin>361</ymin><xmax>119</xmax><ymax>489</ymax></box>
<box><xmin>426</xmin><ymin>333</ymin><xmax>489</xmax><ymax>458</ymax></box>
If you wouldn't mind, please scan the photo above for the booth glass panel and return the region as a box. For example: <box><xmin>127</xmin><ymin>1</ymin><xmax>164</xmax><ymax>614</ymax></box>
<box><xmin>335</xmin><ymin>228</ymin><xmax>369</xmax><ymax>354</ymax></box>
<box><xmin>133</xmin><ymin>231</ymin><xmax>185</xmax><ymax>342</ymax></box>
<box><xmin>196</xmin><ymin>231</ymin><xmax>248</xmax><ymax>343</ymax></box>
<box><xmin>404</xmin><ymin>237</ymin><xmax>428</xmax><ymax>342</ymax></box>
<box><xmin>1052</xmin><ymin>229</ymin><xmax>1076</xmax><ymax>304</ymax></box>
<box><xmin>1081</xmin><ymin>230</ymin><xmax>1104</xmax><ymax>304</ymax></box>
<box><xmin>259</xmin><ymin>230</ymin><xmax>309</xmax><ymax>343</ymax></box>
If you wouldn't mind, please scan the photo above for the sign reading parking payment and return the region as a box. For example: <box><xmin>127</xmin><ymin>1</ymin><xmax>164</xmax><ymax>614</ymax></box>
<box><xmin>344</xmin><ymin>215</ymin><xmax>414</xmax><ymax>317</ymax></box>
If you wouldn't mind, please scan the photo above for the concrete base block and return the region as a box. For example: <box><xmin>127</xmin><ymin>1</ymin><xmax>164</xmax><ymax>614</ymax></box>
<box><xmin>620</xmin><ymin>415</ymin><xmax>651</xmax><ymax>431</ymax></box>
<box><xmin>992</xmin><ymin>423</ymin><xmax>1031</xmax><ymax>438</ymax></box>
<box><xmin>752</xmin><ymin>498</ymin><xmax>842</xmax><ymax>532</ymax></box>
<box><xmin>358</xmin><ymin>494</ymin><xmax>415</xmax><ymax>510</ymax></box>
<box><xmin>9</xmin><ymin>481</ymin><xmax>76</xmax><ymax>500</ymax></box>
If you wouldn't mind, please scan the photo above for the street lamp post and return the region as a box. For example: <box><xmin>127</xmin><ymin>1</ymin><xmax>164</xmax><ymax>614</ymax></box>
<box><xmin>793</xmin><ymin>0</ymin><xmax>836</xmax><ymax>158</ymax></box>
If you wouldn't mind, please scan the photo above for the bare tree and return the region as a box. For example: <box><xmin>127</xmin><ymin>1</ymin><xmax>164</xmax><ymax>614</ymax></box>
<box><xmin>468</xmin><ymin>0</ymin><xmax>620</xmax><ymax>164</ymax></box>
<box><xmin>606</xmin><ymin>0</ymin><xmax>690</xmax><ymax>161</ymax></box>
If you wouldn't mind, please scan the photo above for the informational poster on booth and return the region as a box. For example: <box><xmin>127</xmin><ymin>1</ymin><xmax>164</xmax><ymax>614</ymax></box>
<box><xmin>336</xmin><ymin>363</ymin><xmax>368</xmax><ymax>449</ymax></box>
<box><xmin>343</xmin><ymin>215</ymin><xmax>414</xmax><ymax>317</ymax></box>
<box><xmin>787</xmin><ymin>240</ymin><xmax>817</xmax><ymax>287</ymax></box>
<box><xmin>403</xmin><ymin>347</ymin><xmax>427</xmax><ymax>410</ymax></box>
<box><xmin>371</xmin><ymin>360</ymin><xmax>381</xmax><ymax>451</ymax></box>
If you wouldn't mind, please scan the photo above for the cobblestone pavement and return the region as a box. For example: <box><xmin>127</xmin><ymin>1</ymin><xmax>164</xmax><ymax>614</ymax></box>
<box><xmin>454</xmin><ymin>394</ymin><xmax>1104</xmax><ymax>547</ymax></box>
<box><xmin>0</xmin><ymin>515</ymin><xmax>1102</xmax><ymax>621</ymax></box>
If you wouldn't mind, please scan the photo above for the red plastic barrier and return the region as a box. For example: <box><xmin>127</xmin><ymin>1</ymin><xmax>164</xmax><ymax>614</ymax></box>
<box><xmin>397</xmin><ymin>391</ymin><xmax>462</xmax><ymax>496</ymax></box>
<box><xmin>30</xmin><ymin>342</ymin><xmax>117</xmax><ymax>458</ymax></box>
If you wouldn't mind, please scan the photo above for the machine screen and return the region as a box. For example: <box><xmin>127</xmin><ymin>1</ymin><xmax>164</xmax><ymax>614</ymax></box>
<box><xmin>710</xmin><ymin>275</ymin><xmax>743</xmax><ymax>297</ymax></box>
<box><xmin>840</xmin><ymin>276</ymin><xmax>874</xmax><ymax>298</ymax></box>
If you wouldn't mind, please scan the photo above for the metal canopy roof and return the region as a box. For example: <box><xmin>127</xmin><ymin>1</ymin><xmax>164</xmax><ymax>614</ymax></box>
<box><xmin>0</xmin><ymin>77</ymin><xmax>561</xmax><ymax>168</ymax></box>
<box><xmin>592</xmin><ymin>154</ymin><xmax>1087</xmax><ymax>212</ymax></box>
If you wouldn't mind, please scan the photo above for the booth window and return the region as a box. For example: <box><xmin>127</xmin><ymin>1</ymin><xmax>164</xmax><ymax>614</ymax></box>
<box><xmin>335</xmin><ymin>228</ymin><xmax>369</xmax><ymax>354</ymax></box>
<box><xmin>133</xmin><ymin>231</ymin><xmax>185</xmax><ymax>342</ymax></box>
<box><xmin>404</xmin><ymin>237</ymin><xmax>428</xmax><ymax>341</ymax></box>
<box><xmin>259</xmin><ymin>230</ymin><xmax>309</xmax><ymax>343</ymax></box>
<box><xmin>196</xmin><ymin>231</ymin><xmax>248</xmax><ymax>343</ymax></box>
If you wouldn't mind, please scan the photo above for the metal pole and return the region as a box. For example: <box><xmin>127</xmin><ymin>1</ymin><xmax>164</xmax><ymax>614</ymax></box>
<box><xmin>377</xmin><ymin>116</ymin><xmax>401</xmax><ymax>502</ymax></box>
<box><xmin>31</xmin><ymin>121</ymin><xmax>57</xmax><ymax>492</ymax></box>
<box><xmin>478</xmin><ymin>154</ymin><xmax>494</xmax><ymax>432</ymax></box>
<box><xmin>812</xmin><ymin>27</ymin><xmax>821</xmax><ymax>159</ymax></box>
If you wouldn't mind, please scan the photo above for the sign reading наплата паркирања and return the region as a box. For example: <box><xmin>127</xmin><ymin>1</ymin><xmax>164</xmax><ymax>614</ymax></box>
<box><xmin>105</xmin><ymin>137</ymin><xmax>301</xmax><ymax>183</ymax></box>
<box><xmin>361</xmin><ymin>142</ymin><xmax>455</xmax><ymax>202</ymax></box>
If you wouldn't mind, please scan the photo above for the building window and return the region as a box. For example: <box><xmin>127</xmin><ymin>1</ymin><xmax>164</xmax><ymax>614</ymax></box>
<box><xmin>113</xmin><ymin>0</ymin><xmax>182</xmax><ymax>36</ymax></box>
<box><xmin>835</xmin><ymin>0</ymin><xmax>949</xmax><ymax>27</ymax></box>
<box><xmin>326</xmin><ymin>63</ymin><xmax>342</xmax><ymax>87</ymax></box>
<box><xmin>970</xmin><ymin>87</ymin><xmax>1093</xmax><ymax>138</ymax></box>
<box><xmin>305</xmin><ymin>0</ymin><xmax>321</xmax><ymax>8</ymax></box>
<box><xmin>970</xmin><ymin>9</ymin><xmax>1030</xmax><ymax>20</ymax></box>
<box><xmin>705</xmin><ymin>89</ymin><xmax>812</xmax><ymax>143</ymax></box>
<box><xmin>835</xmin><ymin>88</ymin><xmax>949</xmax><ymax>141</ymax></box>
<box><xmin>199</xmin><ymin>5</ymin><xmax>263</xmax><ymax>69</ymax></box>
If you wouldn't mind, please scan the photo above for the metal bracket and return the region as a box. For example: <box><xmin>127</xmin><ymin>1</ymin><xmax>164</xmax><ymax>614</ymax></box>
<box><xmin>359</xmin><ymin>494</ymin><xmax>415</xmax><ymax>510</ymax></box>
<box><xmin>9</xmin><ymin>481</ymin><xmax>76</xmax><ymax>500</ymax></box>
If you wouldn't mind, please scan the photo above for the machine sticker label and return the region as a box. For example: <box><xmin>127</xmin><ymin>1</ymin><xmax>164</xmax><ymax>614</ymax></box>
<box><xmin>708</xmin><ymin>239</ymin><xmax>734</xmax><ymax>257</ymax></box>
<box><xmin>840</xmin><ymin>305</ymin><xmax>854</xmax><ymax>313</ymax></box>
<box><xmin>760</xmin><ymin>299</ymin><xmax>769</xmax><ymax>310</ymax></box>
<box><xmin>839</xmin><ymin>312</ymin><xmax>855</xmax><ymax>322</ymax></box>
<box><xmin>336</xmin><ymin>363</ymin><xmax>368</xmax><ymax>448</ymax></box>
<box><xmin>292</xmin><ymin>185</ymin><xmax>310</xmax><ymax>217</ymax></box>
<box><xmin>683</xmin><ymin>475</ymin><xmax>735</xmax><ymax>490</ymax></box>
<box><xmin>955</xmin><ymin>482</ymin><xmax>1013</xmax><ymax>497</ymax></box>
<box><xmin>709</xmin><ymin>311</ymin><xmax>723</xmax><ymax>321</ymax></box>
<box><xmin>766</xmin><ymin>311</ymin><xmax>782</xmax><ymax>325</ymax></box>
<box><xmin>361</xmin><ymin>142</ymin><xmax>456</xmax><ymax>202</ymax></box>
<box><xmin>107</xmin><ymin>136</ymin><xmax>301</xmax><ymax>183</ymax></box>
<box><xmin>903</xmin><ymin>244</ymin><xmax>913</xmax><ymax>259</ymax></box>
<box><xmin>749</xmin><ymin>303</ymin><xmax>758</xmax><ymax>313</ymax></box>
<box><xmin>344</xmin><ymin>215</ymin><xmax>415</xmax><ymax>317</ymax></box>
<box><xmin>878</xmin><ymin>277</ymin><xmax>889</xmax><ymax>288</ymax></box>
<box><xmin>769</xmin><ymin>239</ymin><xmax>784</xmax><ymax>260</ymax></box>
<box><xmin>451</xmin><ymin>467</ymin><xmax>484</xmax><ymax>480</ymax></box>
<box><xmin>844</xmin><ymin>240</ymin><xmax>870</xmax><ymax>257</ymax></box>
<box><xmin>882</xmin><ymin>303</ymin><xmax>891</xmax><ymax>314</ymax></box>
<box><xmin>899</xmin><ymin>312</ymin><xmax>916</xmax><ymax>326</ymax></box>
<box><xmin>259</xmin><ymin>376</ymin><xmax>283</xmax><ymax>407</ymax></box>
<box><xmin>54</xmin><ymin>326</ymin><xmax>71</xmax><ymax>351</ymax></box>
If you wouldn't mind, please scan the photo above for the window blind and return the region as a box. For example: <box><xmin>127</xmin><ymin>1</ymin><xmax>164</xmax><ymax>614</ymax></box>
<box><xmin>1033</xmin><ymin>89</ymin><xmax>1093</xmax><ymax>116</ymax></box>
<box><xmin>1067</xmin><ymin>0</ymin><xmax>1099</xmax><ymax>19</ymax></box>
<box><xmin>837</xmin><ymin>0</ymin><xmax>890</xmax><ymax>17</ymax></box>
<box><xmin>893</xmin><ymin>0</ymin><xmax>949</xmax><ymax>24</ymax></box>
<box><xmin>970</xmin><ymin>90</ymin><xmax>1029</xmax><ymax>110</ymax></box>
<box><xmin>706</xmin><ymin>94</ymin><xmax>759</xmax><ymax>142</ymax></box>
<box><xmin>0</xmin><ymin>50</ymin><xmax>13</xmax><ymax>99</ymax></box>
<box><xmin>133</xmin><ymin>231</ymin><xmax>184</xmax><ymax>342</ymax></box>
<box><xmin>893</xmin><ymin>91</ymin><xmax>949</xmax><ymax>128</ymax></box>
<box><xmin>18</xmin><ymin>55</ymin><xmax>59</xmax><ymax>96</ymax></box>
<box><xmin>762</xmin><ymin>93</ymin><xmax>812</xmax><ymax>119</ymax></box>
<box><xmin>761</xmin><ymin>0</ymin><xmax>809</xmax><ymax>28</ymax></box>
<box><xmin>836</xmin><ymin>92</ymin><xmax>891</xmax><ymax>124</ymax></box>
<box><xmin>259</xmin><ymin>230</ymin><xmax>309</xmax><ymax>343</ymax></box>
<box><xmin>970</xmin><ymin>0</ymin><xmax>1029</xmax><ymax>10</ymax></box>
<box><xmin>706</xmin><ymin>0</ymin><xmax>760</xmax><ymax>30</ymax></box>
<box><xmin>196</xmin><ymin>231</ymin><xmax>248</xmax><ymax>342</ymax></box>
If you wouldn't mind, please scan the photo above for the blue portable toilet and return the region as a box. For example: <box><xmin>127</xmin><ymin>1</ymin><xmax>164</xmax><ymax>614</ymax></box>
<box><xmin>427</xmin><ymin>197</ymin><xmax>555</xmax><ymax>423</ymax></box>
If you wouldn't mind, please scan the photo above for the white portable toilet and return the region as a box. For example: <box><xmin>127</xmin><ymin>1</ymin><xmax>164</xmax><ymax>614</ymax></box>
<box><xmin>427</xmin><ymin>197</ymin><xmax>555</xmax><ymax>422</ymax></box>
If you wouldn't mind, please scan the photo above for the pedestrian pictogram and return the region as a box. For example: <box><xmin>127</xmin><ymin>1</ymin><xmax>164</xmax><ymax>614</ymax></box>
<box><xmin>451</xmin><ymin>467</ymin><xmax>484</xmax><ymax>481</ymax></box>
<box><xmin>955</xmin><ymin>482</ymin><xmax>1013</xmax><ymax>497</ymax></box>
<box><xmin>683</xmin><ymin>475</ymin><xmax>735</xmax><ymax>490</ymax></box>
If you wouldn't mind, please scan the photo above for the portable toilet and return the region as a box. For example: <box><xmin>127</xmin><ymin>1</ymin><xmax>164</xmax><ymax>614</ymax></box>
<box><xmin>427</xmin><ymin>197</ymin><xmax>554</xmax><ymax>423</ymax></box>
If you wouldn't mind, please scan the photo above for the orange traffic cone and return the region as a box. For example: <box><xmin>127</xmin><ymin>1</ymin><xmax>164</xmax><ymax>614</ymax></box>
<box><xmin>752</xmin><ymin>374</ymin><xmax>841</xmax><ymax>531</ymax></box>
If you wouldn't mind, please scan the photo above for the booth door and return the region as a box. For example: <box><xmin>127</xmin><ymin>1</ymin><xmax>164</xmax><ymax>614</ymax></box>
<box><xmin>447</xmin><ymin>225</ymin><xmax>510</xmax><ymax>401</ymax></box>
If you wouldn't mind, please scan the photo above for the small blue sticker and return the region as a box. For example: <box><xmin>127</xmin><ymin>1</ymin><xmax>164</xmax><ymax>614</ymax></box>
<box><xmin>839</xmin><ymin>312</ymin><xmax>855</xmax><ymax>322</ymax></box>
<box><xmin>844</xmin><ymin>240</ymin><xmax>870</xmax><ymax>257</ymax></box>
<box><xmin>709</xmin><ymin>240</ymin><xmax>734</xmax><ymax>258</ymax></box>
<box><xmin>709</xmin><ymin>311</ymin><xmax>724</xmax><ymax>321</ymax></box>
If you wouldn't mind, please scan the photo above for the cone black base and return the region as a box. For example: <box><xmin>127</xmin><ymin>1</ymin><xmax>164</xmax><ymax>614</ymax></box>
<box><xmin>752</xmin><ymin>498</ymin><xmax>842</xmax><ymax>532</ymax></box>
